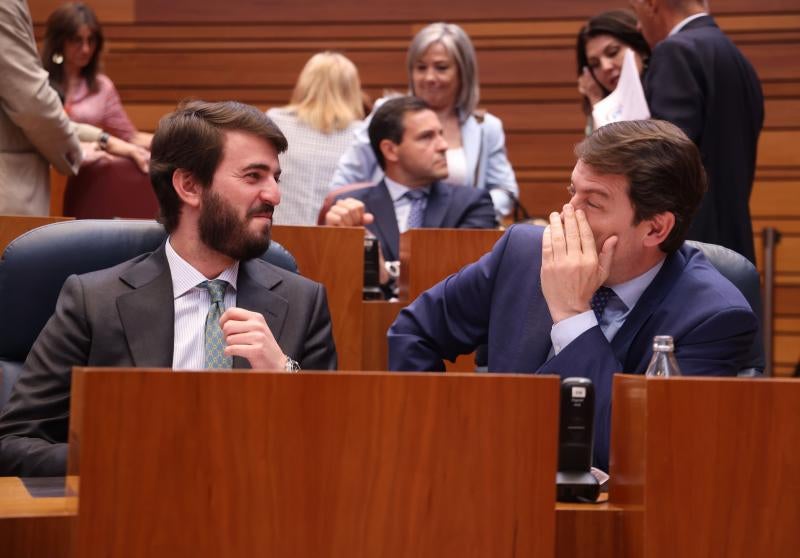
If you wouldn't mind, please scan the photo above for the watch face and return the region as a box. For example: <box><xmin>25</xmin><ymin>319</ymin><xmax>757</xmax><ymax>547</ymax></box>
<box><xmin>285</xmin><ymin>358</ymin><xmax>301</xmax><ymax>372</ymax></box>
<box><xmin>385</xmin><ymin>260</ymin><xmax>401</xmax><ymax>279</ymax></box>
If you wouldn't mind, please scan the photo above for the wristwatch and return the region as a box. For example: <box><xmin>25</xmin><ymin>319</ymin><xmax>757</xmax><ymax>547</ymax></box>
<box><xmin>284</xmin><ymin>356</ymin><xmax>301</xmax><ymax>373</ymax></box>
<box><xmin>97</xmin><ymin>132</ymin><xmax>110</xmax><ymax>151</ymax></box>
<box><xmin>383</xmin><ymin>260</ymin><xmax>400</xmax><ymax>283</ymax></box>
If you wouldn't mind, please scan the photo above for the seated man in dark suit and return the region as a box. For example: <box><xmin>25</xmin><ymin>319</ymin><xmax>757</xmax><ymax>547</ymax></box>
<box><xmin>388</xmin><ymin>119</ymin><xmax>758</xmax><ymax>471</ymax></box>
<box><xmin>0</xmin><ymin>100</ymin><xmax>337</xmax><ymax>477</ymax></box>
<box><xmin>324</xmin><ymin>96</ymin><xmax>496</xmax><ymax>290</ymax></box>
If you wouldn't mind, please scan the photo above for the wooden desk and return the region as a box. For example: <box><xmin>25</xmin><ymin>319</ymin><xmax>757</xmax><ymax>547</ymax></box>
<box><xmin>271</xmin><ymin>225</ymin><xmax>365</xmax><ymax>370</ymax></box>
<box><xmin>0</xmin><ymin>476</ymin><xmax>616</xmax><ymax>558</ymax></box>
<box><xmin>68</xmin><ymin>369</ymin><xmax>560</xmax><ymax>557</ymax></box>
<box><xmin>0</xmin><ymin>476</ymin><xmax>76</xmax><ymax>558</ymax></box>
<box><xmin>398</xmin><ymin>228</ymin><xmax>503</xmax><ymax>301</ymax></box>
<box><xmin>611</xmin><ymin>375</ymin><xmax>800</xmax><ymax>558</ymax></box>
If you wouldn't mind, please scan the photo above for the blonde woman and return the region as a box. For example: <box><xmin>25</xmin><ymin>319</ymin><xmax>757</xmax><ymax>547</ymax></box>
<box><xmin>267</xmin><ymin>52</ymin><xmax>365</xmax><ymax>225</ymax></box>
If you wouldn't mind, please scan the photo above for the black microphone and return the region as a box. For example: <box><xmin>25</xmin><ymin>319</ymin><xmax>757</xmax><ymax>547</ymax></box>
<box><xmin>556</xmin><ymin>377</ymin><xmax>600</xmax><ymax>502</ymax></box>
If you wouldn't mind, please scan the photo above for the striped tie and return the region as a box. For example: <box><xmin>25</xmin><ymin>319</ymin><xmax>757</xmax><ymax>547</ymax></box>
<box><xmin>405</xmin><ymin>189</ymin><xmax>428</xmax><ymax>229</ymax></box>
<box><xmin>200</xmin><ymin>279</ymin><xmax>232</xmax><ymax>369</ymax></box>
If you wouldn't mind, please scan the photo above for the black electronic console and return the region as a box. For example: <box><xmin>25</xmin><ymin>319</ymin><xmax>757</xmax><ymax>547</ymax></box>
<box><xmin>362</xmin><ymin>236</ymin><xmax>383</xmax><ymax>300</ymax></box>
<box><xmin>556</xmin><ymin>377</ymin><xmax>600</xmax><ymax>503</ymax></box>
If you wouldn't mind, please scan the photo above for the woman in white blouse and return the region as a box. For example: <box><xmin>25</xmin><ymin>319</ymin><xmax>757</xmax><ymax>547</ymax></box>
<box><xmin>267</xmin><ymin>52</ymin><xmax>365</xmax><ymax>225</ymax></box>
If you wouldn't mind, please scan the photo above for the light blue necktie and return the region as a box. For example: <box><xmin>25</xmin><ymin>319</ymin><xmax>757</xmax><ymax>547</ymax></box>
<box><xmin>200</xmin><ymin>279</ymin><xmax>232</xmax><ymax>369</ymax></box>
<box><xmin>405</xmin><ymin>189</ymin><xmax>428</xmax><ymax>229</ymax></box>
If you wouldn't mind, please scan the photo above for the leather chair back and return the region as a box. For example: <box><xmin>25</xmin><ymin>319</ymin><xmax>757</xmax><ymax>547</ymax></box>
<box><xmin>686</xmin><ymin>240</ymin><xmax>765</xmax><ymax>376</ymax></box>
<box><xmin>0</xmin><ymin>219</ymin><xmax>297</xmax><ymax>407</ymax></box>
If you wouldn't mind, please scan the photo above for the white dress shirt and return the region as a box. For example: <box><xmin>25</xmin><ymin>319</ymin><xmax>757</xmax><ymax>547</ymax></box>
<box><xmin>443</xmin><ymin>147</ymin><xmax>468</xmax><ymax>188</ymax></box>
<box><xmin>668</xmin><ymin>12</ymin><xmax>708</xmax><ymax>37</ymax></box>
<box><xmin>165</xmin><ymin>238</ymin><xmax>239</xmax><ymax>370</ymax></box>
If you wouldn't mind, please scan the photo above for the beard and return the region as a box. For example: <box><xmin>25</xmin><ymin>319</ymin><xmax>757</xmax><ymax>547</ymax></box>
<box><xmin>198</xmin><ymin>188</ymin><xmax>272</xmax><ymax>261</ymax></box>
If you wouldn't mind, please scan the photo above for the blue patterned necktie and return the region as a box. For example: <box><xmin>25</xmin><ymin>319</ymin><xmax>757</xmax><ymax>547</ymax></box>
<box><xmin>591</xmin><ymin>286</ymin><xmax>616</xmax><ymax>322</ymax></box>
<box><xmin>405</xmin><ymin>189</ymin><xmax>428</xmax><ymax>229</ymax></box>
<box><xmin>200</xmin><ymin>279</ymin><xmax>232</xmax><ymax>369</ymax></box>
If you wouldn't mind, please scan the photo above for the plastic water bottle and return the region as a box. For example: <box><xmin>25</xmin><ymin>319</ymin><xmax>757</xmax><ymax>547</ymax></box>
<box><xmin>644</xmin><ymin>335</ymin><xmax>682</xmax><ymax>377</ymax></box>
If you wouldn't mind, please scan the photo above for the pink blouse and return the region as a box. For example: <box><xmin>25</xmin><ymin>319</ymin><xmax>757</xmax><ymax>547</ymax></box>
<box><xmin>65</xmin><ymin>74</ymin><xmax>137</xmax><ymax>142</ymax></box>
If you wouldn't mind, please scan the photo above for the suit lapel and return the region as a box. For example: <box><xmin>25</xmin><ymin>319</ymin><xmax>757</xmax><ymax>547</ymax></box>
<box><xmin>234</xmin><ymin>259</ymin><xmax>288</xmax><ymax>369</ymax></box>
<box><xmin>611</xmin><ymin>249</ymin><xmax>688</xmax><ymax>368</ymax></box>
<box><xmin>422</xmin><ymin>182</ymin><xmax>450</xmax><ymax>228</ymax></box>
<box><xmin>366</xmin><ymin>180</ymin><xmax>401</xmax><ymax>261</ymax></box>
<box><xmin>116</xmin><ymin>247</ymin><xmax>175</xmax><ymax>367</ymax></box>
<box><xmin>460</xmin><ymin>115</ymin><xmax>480</xmax><ymax>187</ymax></box>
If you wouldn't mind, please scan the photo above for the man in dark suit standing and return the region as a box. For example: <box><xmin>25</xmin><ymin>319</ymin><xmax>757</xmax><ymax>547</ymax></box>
<box><xmin>324</xmin><ymin>96</ymin><xmax>496</xmax><ymax>277</ymax></box>
<box><xmin>630</xmin><ymin>0</ymin><xmax>763</xmax><ymax>263</ymax></box>
<box><xmin>388</xmin><ymin>120</ymin><xmax>758</xmax><ymax>471</ymax></box>
<box><xmin>0</xmin><ymin>100</ymin><xmax>337</xmax><ymax>477</ymax></box>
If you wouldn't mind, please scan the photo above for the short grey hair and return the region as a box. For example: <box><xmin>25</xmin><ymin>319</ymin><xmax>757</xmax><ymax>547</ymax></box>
<box><xmin>406</xmin><ymin>22</ymin><xmax>479</xmax><ymax>118</ymax></box>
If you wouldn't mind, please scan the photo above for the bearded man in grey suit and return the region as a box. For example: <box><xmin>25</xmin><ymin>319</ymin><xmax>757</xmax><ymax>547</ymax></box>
<box><xmin>0</xmin><ymin>100</ymin><xmax>337</xmax><ymax>477</ymax></box>
<box><xmin>0</xmin><ymin>0</ymin><xmax>81</xmax><ymax>214</ymax></box>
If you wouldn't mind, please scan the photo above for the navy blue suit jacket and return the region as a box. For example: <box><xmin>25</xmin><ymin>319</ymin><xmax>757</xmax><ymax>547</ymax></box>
<box><xmin>644</xmin><ymin>15</ymin><xmax>763</xmax><ymax>263</ymax></box>
<box><xmin>335</xmin><ymin>179</ymin><xmax>497</xmax><ymax>261</ymax></box>
<box><xmin>388</xmin><ymin>225</ymin><xmax>758</xmax><ymax>471</ymax></box>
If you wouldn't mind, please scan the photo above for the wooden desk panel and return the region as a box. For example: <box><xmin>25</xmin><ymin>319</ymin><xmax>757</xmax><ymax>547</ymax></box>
<box><xmin>2</xmin><ymin>477</ymin><xmax>621</xmax><ymax>558</ymax></box>
<box><xmin>271</xmin><ymin>225</ymin><xmax>364</xmax><ymax>371</ymax></box>
<box><xmin>611</xmin><ymin>376</ymin><xmax>800</xmax><ymax>558</ymax></box>
<box><xmin>361</xmin><ymin>300</ymin><xmax>402</xmax><ymax>371</ymax></box>
<box><xmin>398</xmin><ymin>228</ymin><xmax>503</xmax><ymax>302</ymax></box>
<box><xmin>0</xmin><ymin>477</ymin><xmax>76</xmax><ymax>558</ymax></box>
<box><xmin>397</xmin><ymin>228</ymin><xmax>504</xmax><ymax>372</ymax></box>
<box><xmin>70</xmin><ymin>369</ymin><xmax>560</xmax><ymax>557</ymax></box>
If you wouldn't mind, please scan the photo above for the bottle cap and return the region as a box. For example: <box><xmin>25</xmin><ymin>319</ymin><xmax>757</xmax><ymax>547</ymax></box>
<box><xmin>652</xmin><ymin>335</ymin><xmax>674</xmax><ymax>352</ymax></box>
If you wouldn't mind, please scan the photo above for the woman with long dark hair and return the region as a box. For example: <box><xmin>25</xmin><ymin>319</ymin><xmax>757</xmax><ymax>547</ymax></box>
<box><xmin>576</xmin><ymin>10</ymin><xmax>650</xmax><ymax>134</ymax></box>
<box><xmin>42</xmin><ymin>2</ymin><xmax>151</xmax><ymax>148</ymax></box>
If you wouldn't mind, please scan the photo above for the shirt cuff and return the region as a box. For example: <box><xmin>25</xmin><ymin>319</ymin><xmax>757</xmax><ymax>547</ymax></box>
<box><xmin>550</xmin><ymin>310</ymin><xmax>598</xmax><ymax>355</ymax></box>
<box><xmin>489</xmin><ymin>188</ymin><xmax>513</xmax><ymax>217</ymax></box>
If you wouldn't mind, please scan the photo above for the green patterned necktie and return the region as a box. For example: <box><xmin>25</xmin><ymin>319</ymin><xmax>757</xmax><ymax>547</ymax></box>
<box><xmin>201</xmin><ymin>279</ymin><xmax>232</xmax><ymax>369</ymax></box>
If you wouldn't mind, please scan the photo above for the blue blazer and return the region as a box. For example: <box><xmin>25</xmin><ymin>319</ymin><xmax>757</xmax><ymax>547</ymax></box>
<box><xmin>644</xmin><ymin>16</ymin><xmax>763</xmax><ymax>263</ymax></box>
<box><xmin>329</xmin><ymin>104</ymin><xmax>518</xmax><ymax>216</ymax></box>
<box><xmin>336</xmin><ymin>179</ymin><xmax>497</xmax><ymax>262</ymax></box>
<box><xmin>388</xmin><ymin>225</ymin><xmax>758</xmax><ymax>471</ymax></box>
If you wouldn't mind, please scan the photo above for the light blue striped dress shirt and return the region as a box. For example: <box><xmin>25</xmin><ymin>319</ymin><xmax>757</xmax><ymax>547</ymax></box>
<box><xmin>384</xmin><ymin>177</ymin><xmax>432</xmax><ymax>234</ymax></box>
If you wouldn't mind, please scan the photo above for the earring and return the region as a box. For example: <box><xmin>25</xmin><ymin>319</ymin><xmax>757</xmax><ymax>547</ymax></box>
<box><xmin>52</xmin><ymin>52</ymin><xmax>64</xmax><ymax>64</ymax></box>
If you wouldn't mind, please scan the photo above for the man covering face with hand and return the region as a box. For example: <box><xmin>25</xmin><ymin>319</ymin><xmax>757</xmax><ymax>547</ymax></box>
<box><xmin>388</xmin><ymin>119</ymin><xmax>757</xmax><ymax>471</ymax></box>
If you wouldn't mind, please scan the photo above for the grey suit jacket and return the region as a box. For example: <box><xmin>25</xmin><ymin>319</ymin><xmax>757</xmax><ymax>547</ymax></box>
<box><xmin>0</xmin><ymin>245</ymin><xmax>337</xmax><ymax>476</ymax></box>
<box><xmin>0</xmin><ymin>0</ymin><xmax>81</xmax><ymax>214</ymax></box>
